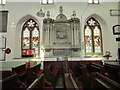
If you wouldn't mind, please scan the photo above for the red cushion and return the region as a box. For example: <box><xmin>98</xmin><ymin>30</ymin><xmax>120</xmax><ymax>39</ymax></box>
<box><xmin>51</xmin><ymin>69</ymin><xmax>58</xmax><ymax>76</ymax></box>
<box><xmin>36</xmin><ymin>70</ymin><xmax>44</xmax><ymax>76</ymax></box>
<box><xmin>18</xmin><ymin>71</ymin><xmax>26</xmax><ymax>76</ymax></box>
<box><xmin>68</xmin><ymin>69</ymin><xmax>74</xmax><ymax>73</ymax></box>
<box><xmin>104</xmin><ymin>72</ymin><xmax>110</xmax><ymax>76</ymax></box>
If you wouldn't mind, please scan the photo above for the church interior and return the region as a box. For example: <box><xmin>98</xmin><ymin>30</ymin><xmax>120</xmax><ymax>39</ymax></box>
<box><xmin>0</xmin><ymin>0</ymin><xmax>120</xmax><ymax>89</ymax></box>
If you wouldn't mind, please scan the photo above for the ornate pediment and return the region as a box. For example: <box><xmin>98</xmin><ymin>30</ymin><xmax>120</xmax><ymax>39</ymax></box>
<box><xmin>56</xmin><ymin>6</ymin><xmax>67</xmax><ymax>21</ymax></box>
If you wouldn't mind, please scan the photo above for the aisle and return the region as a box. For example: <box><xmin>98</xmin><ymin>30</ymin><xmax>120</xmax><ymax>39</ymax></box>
<box><xmin>55</xmin><ymin>75</ymin><xmax>64</xmax><ymax>88</ymax></box>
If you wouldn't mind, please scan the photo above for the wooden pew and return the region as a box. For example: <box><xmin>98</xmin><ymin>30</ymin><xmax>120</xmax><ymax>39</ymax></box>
<box><xmin>26</xmin><ymin>63</ymin><xmax>44</xmax><ymax>86</ymax></box>
<box><xmin>27</xmin><ymin>63</ymin><xmax>43</xmax><ymax>77</ymax></box>
<box><xmin>77</xmin><ymin>63</ymin><xmax>92</xmax><ymax>89</ymax></box>
<box><xmin>104</xmin><ymin>64</ymin><xmax>120</xmax><ymax>83</ymax></box>
<box><xmin>1</xmin><ymin>73</ymin><xmax>26</xmax><ymax>89</ymax></box>
<box><xmin>0</xmin><ymin>71</ymin><xmax>12</xmax><ymax>80</ymax></box>
<box><xmin>12</xmin><ymin>64</ymin><xmax>27</xmax><ymax>84</ymax></box>
<box><xmin>92</xmin><ymin>72</ymin><xmax>120</xmax><ymax>90</ymax></box>
<box><xmin>12</xmin><ymin>64</ymin><xmax>27</xmax><ymax>78</ymax></box>
<box><xmin>87</xmin><ymin>63</ymin><xmax>105</xmax><ymax>74</ymax></box>
<box><xmin>78</xmin><ymin>63</ymin><xmax>120</xmax><ymax>90</ymax></box>
<box><xmin>26</xmin><ymin>74</ymin><xmax>44</xmax><ymax>90</ymax></box>
<box><xmin>44</xmin><ymin>63</ymin><xmax>59</xmax><ymax>87</ymax></box>
<box><xmin>64</xmin><ymin>73</ymin><xmax>79</xmax><ymax>90</ymax></box>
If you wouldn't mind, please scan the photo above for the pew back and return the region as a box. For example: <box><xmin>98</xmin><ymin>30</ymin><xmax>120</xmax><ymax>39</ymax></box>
<box><xmin>104</xmin><ymin>64</ymin><xmax>120</xmax><ymax>83</ymax></box>
<box><xmin>87</xmin><ymin>63</ymin><xmax>105</xmax><ymax>74</ymax></box>
<box><xmin>0</xmin><ymin>71</ymin><xmax>12</xmax><ymax>80</ymax></box>
<box><xmin>1</xmin><ymin>73</ymin><xmax>19</xmax><ymax>88</ymax></box>
<box><xmin>92</xmin><ymin>72</ymin><xmax>120</xmax><ymax>90</ymax></box>
<box><xmin>26</xmin><ymin>74</ymin><xmax>44</xmax><ymax>90</ymax></box>
<box><xmin>12</xmin><ymin>64</ymin><xmax>26</xmax><ymax>75</ymax></box>
<box><xmin>27</xmin><ymin>63</ymin><xmax>41</xmax><ymax>74</ymax></box>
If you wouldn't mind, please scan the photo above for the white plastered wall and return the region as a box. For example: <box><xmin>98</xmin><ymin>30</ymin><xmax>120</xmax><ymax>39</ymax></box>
<box><xmin>0</xmin><ymin>2</ymin><xmax>119</xmax><ymax>64</ymax></box>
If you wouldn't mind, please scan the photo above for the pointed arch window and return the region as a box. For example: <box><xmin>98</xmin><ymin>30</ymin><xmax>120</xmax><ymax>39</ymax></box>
<box><xmin>22</xmin><ymin>19</ymin><xmax>40</xmax><ymax>57</ymax></box>
<box><xmin>84</xmin><ymin>17</ymin><xmax>103</xmax><ymax>55</ymax></box>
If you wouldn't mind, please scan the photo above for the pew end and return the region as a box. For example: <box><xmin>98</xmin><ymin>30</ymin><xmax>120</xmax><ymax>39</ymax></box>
<box><xmin>26</xmin><ymin>74</ymin><xmax>45</xmax><ymax>90</ymax></box>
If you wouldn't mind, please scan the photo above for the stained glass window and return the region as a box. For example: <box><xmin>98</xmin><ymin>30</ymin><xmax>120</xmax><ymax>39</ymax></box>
<box><xmin>22</xmin><ymin>19</ymin><xmax>40</xmax><ymax>57</ymax></box>
<box><xmin>84</xmin><ymin>17</ymin><xmax>103</xmax><ymax>55</ymax></box>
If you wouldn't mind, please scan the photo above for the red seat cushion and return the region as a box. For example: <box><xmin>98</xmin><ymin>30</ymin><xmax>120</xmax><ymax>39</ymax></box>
<box><xmin>18</xmin><ymin>71</ymin><xmax>26</xmax><ymax>76</ymax></box>
<box><xmin>51</xmin><ymin>69</ymin><xmax>59</xmax><ymax>76</ymax></box>
<box><xmin>36</xmin><ymin>70</ymin><xmax>44</xmax><ymax>76</ymax></box>
<box><xmin>104</xmin><ymin>72</ymin><xmax>110</xmax><ymax>76</ymax></box>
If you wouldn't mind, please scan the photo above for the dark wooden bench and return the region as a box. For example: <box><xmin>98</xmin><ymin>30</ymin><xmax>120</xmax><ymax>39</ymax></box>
<box><xmin>64</xmin><ymin>73</ymin><xmax>79</xmax><ymax>90</ymax></box>
<box><xmin>12</xmin><ymin>64</ymin><xmax>27</xmax><ymax>77</ymax></box>
<box><xmin>92</xmin><ymin>72</ymin><xmax>120</xmax><ymax>90</ymax></box>
<box><xmin>12</xmin><ymin>64</ymin><xmax>27</xmax><ymax>83</ymax></box>
<box><xmin>0</xmin><ymin>71</ymin><xmax>12</xmax><ymax>80</ymax></box>
<box><xmin>77</xmin><ymin>63</ymin><xmax>92</xmax><ymax>89</ymax></box>
<box><xmin>44</xmin><ymin>63</ymin><xmax>59</xmax><ymax>87</ymax></box>
<box><xmin>104</xmin><ymin>64</ymin><xmax>120</xmax><ymax>83</ymax></box>
<box><xmin>26</xmin><ymin>74</ymin><xmax>44</xmax><ymax>90</ymax></box>
<box><xmin>1</xmin><ymin>73</ymin><xmax>26</xmax><ymax>89</ymax></box>
<box><xmin>27</xmin><ymin>63</ymin><xmax>43</xmax><ymax>77</ymax></box>
<box><xmin>87</xmin><ymin>63</ymin><xmax>105</xmax><ymax>74</ymax></box>
<box><xmin>77</xmin><ymin>63</ymin><xmax>120</xmax><ymax>90</ymax></box>
<box><xmin>26</xmin><ymin>63</ymin><xmax>44</xmax><ymax>86</ymax></box>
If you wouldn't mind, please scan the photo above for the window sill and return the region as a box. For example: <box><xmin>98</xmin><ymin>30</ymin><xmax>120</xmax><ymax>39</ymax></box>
<box><xmin>13</xmin><ymin>57</ymin><xmax>42</xmax><ymax>59</ymax></box>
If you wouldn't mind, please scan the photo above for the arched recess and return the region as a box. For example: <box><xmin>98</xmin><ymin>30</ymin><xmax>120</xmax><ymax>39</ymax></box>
<box><xmin>83</xmin><ymin>14</ymin><xmax>108</xmax><ymax>56</ymax></box>
<box><xmin>14</xmin><ymin>15</ymin><xmax>41</xmax><ymax>58</ymax></box>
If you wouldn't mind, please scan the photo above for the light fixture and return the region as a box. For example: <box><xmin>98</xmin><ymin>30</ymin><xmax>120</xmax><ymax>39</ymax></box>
<box><xmin>48</xmin><ymin>0</ymin><xmax>54</xmax><ymax>4</ymax></box>
<box><xmin>94</xmin><ymin>0</ymin><xmax>99</xmax><ymax>4</ymax></box>
<box><xmin>11</xmin><ymin>23</ymin><xmax>16</xmax><ymax>28</ymax></box>
<box><xmin>88</xmin><ymin>0</ymin><xmax>92</xmax><ymax>3</ymax></box>
<box><xmin>88</xmin><ymin>0</ymin><xmax>99</xmax><ymax>4</ymax></box>
<box><xmin>0</xmin><ymin>0</ymin><xmax>6</xmax><ymax>5</ymax></box>
<box><xmin>37</xmin><ymin>9</ymin><xmax>45</xmax><ymax>17</ymax></box>
<box><xmin>41</xmin><ymin>0</ymin><xmax>54</xmax><ymax>5</ymax></box>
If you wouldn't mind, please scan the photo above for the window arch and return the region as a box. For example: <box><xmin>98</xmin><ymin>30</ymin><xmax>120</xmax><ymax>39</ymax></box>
<box><xmin>22</xmin><ymin>19</ymin><xmax>40</xmax><ymax>57</ymax></box>
<box><xmin>84</xmin><ymin>17</ymin><xmax>103</xmax><ymax>55</ymax></box>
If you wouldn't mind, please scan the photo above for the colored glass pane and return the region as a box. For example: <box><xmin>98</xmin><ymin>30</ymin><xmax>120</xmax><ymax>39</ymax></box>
<box><xmin>94</xmin><ymin>26</ymin><xmax>101</xmax><ymax>53</ymax></box>
<box><xmin>85</xmin><ymin>26</ymin><xmax>93</xmax><ymax>53</ymax></box>
<box><xmin>32</xmin><ymin>27</ymin><xmax>39</xmax><ymax>55</ymax></box>
<box><xmin>22</xmin><ymin>28</ymin><xmax>30</xmax><ymax>49</ymax></box>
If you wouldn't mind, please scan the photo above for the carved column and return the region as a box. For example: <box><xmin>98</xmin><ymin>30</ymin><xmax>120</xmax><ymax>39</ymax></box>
<box><xmin>43</xmin><ymin>11</ymin><xmax>53</xmax><ymax>48</ymax></box>
<box><xmin>70</xmin><ymin>18</ymin><xmax>80</xmax><ymax>47</ymax></box>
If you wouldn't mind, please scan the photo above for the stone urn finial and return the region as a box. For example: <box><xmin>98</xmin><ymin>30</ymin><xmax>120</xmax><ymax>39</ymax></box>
<box><xmin>46</xmin><ymin>11</ymin><xmax>50</xmax><ymax>18</ymax></box>
<box><xmin>72</xmin><ymin>11</ymin><xmax>76</xmax><ymax>18</ymax></box>
<box><xmin>60</xmin><ymin>6</ymin><xmax>63</xmax><ymax>14</ymax></box>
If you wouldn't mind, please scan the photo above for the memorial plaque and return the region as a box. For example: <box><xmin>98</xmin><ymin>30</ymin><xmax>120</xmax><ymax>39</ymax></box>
<box><xmin>53</xmin><ymin>23</ymin><xmax>71</xmax><ymax>45</ymax></box>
